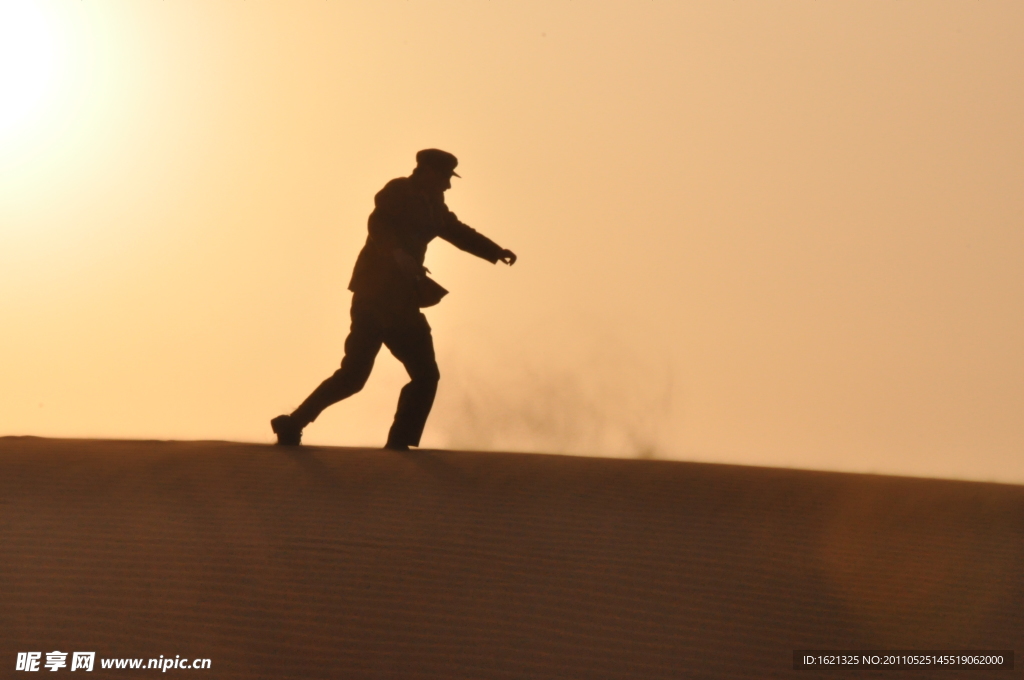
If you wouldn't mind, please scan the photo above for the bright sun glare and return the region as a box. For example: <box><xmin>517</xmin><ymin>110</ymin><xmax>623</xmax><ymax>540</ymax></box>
<box><xmin>0</xmin><ymin>0</ymin><xmax>58</xmax><ymax>140</ymax></box>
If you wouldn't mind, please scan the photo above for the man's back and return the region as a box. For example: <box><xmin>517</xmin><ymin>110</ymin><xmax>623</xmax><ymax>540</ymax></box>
<box><xmin>348</xmin><ymin>175</ymin><xmax>505</xmax><ymax>305</ymax></box>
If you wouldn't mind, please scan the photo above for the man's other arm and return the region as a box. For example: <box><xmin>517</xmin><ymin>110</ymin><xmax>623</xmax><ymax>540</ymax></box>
<box><xmin>367</xmin><ymin>179</ymin><xmax>433</xmax><ymax>278</ymax></box>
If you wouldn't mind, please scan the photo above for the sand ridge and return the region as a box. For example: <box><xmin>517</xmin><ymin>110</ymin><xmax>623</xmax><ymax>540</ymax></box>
<box><xmin>2</xmin><ymin>437</ymin><xmax>1021</xmax><ymax>678</ymax></box>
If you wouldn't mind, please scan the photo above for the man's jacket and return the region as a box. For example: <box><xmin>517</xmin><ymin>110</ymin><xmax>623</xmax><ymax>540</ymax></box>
<box><xmin>348</xmin><ymin>176</ymin><xmax>505</xmax><ymax>308</ymax></box>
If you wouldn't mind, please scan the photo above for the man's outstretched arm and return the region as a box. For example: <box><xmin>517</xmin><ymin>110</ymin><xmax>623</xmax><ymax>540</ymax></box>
<box><xmin>438</xmin><ymin>212</ymin><xmax>516</xmax><ymax>265</ymax></box>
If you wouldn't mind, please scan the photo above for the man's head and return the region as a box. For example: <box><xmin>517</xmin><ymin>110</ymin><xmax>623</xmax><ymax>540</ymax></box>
<box><xmin>413</xmin><ymin>149</ymin><xmax>459</xmax><ymax>193</ymax></box>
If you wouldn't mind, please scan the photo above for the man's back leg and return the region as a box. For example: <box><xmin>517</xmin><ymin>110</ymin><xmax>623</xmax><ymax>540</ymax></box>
<box><xmin>272</xmin><ymin>302</ymin><xmax>383</xmax><ymax>445</ymax></box>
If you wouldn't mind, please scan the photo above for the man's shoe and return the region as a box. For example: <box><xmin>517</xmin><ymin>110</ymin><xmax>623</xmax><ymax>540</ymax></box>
<box><xmin>271</xmin><ymin>414</ymin><xmax>303</xmax><ymax>446</ymax></box>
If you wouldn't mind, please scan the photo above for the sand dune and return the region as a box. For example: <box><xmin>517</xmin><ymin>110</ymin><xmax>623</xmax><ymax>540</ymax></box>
<box><xmin>2</xmin><ymin>436</ymin><xmax>1021</xmax><ymax>678</ymax></box>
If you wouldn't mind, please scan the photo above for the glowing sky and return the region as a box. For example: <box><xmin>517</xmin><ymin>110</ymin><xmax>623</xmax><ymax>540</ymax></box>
<box><xmin>1</xmin><ymin>1</ymin><xmax>1022</xmax><ymax>483</ymax></box>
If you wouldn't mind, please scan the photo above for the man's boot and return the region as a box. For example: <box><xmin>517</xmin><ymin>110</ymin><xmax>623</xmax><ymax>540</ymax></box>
<box><xmin>270</xmin><ymin>414</ymin><xmax>304</xmax><ymax>446</ymax></box>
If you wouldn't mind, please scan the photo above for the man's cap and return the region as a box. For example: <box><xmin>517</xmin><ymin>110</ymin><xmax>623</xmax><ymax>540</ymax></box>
<box><xmin>416</xmin><ymin>149</ymin><xmax>460</xmax><ymax>178</ymax></box>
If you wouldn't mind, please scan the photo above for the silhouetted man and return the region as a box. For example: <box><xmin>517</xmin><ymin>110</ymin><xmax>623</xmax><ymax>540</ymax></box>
<box><xmin>271</xmin><ymin>149</ymin><xmax>517</xmax><ymax>450</ymax></box>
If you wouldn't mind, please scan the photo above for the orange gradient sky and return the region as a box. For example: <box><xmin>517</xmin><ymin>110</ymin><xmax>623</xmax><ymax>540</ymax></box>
<box><xmin>1</xmin><ymin>1</ymin><xmax>1022</xmax><ymax>483</ymax></box>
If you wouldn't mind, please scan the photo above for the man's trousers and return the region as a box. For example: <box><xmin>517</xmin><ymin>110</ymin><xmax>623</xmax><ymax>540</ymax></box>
<box><xmin>291</xmin><ymin>295</ymin><xmax>440</xmax><ymax>448</ymax></box>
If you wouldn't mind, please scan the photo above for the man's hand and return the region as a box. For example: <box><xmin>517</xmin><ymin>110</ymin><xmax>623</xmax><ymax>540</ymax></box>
<box><xmin>499</xmin><ymin>249</ymin><xmax>517</xmax><ymax>266</ymax></box>
<box><xmin>393</xmin><ymin>248</ymin><xmax>424</xmax><ymax>279</ymax></box>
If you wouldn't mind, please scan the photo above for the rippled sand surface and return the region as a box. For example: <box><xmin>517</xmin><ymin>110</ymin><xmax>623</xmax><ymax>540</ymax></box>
<box><xmin>2</xmin><ymin>437</ymin><xmax>1021</xmax><ymax>678</ymax></box>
